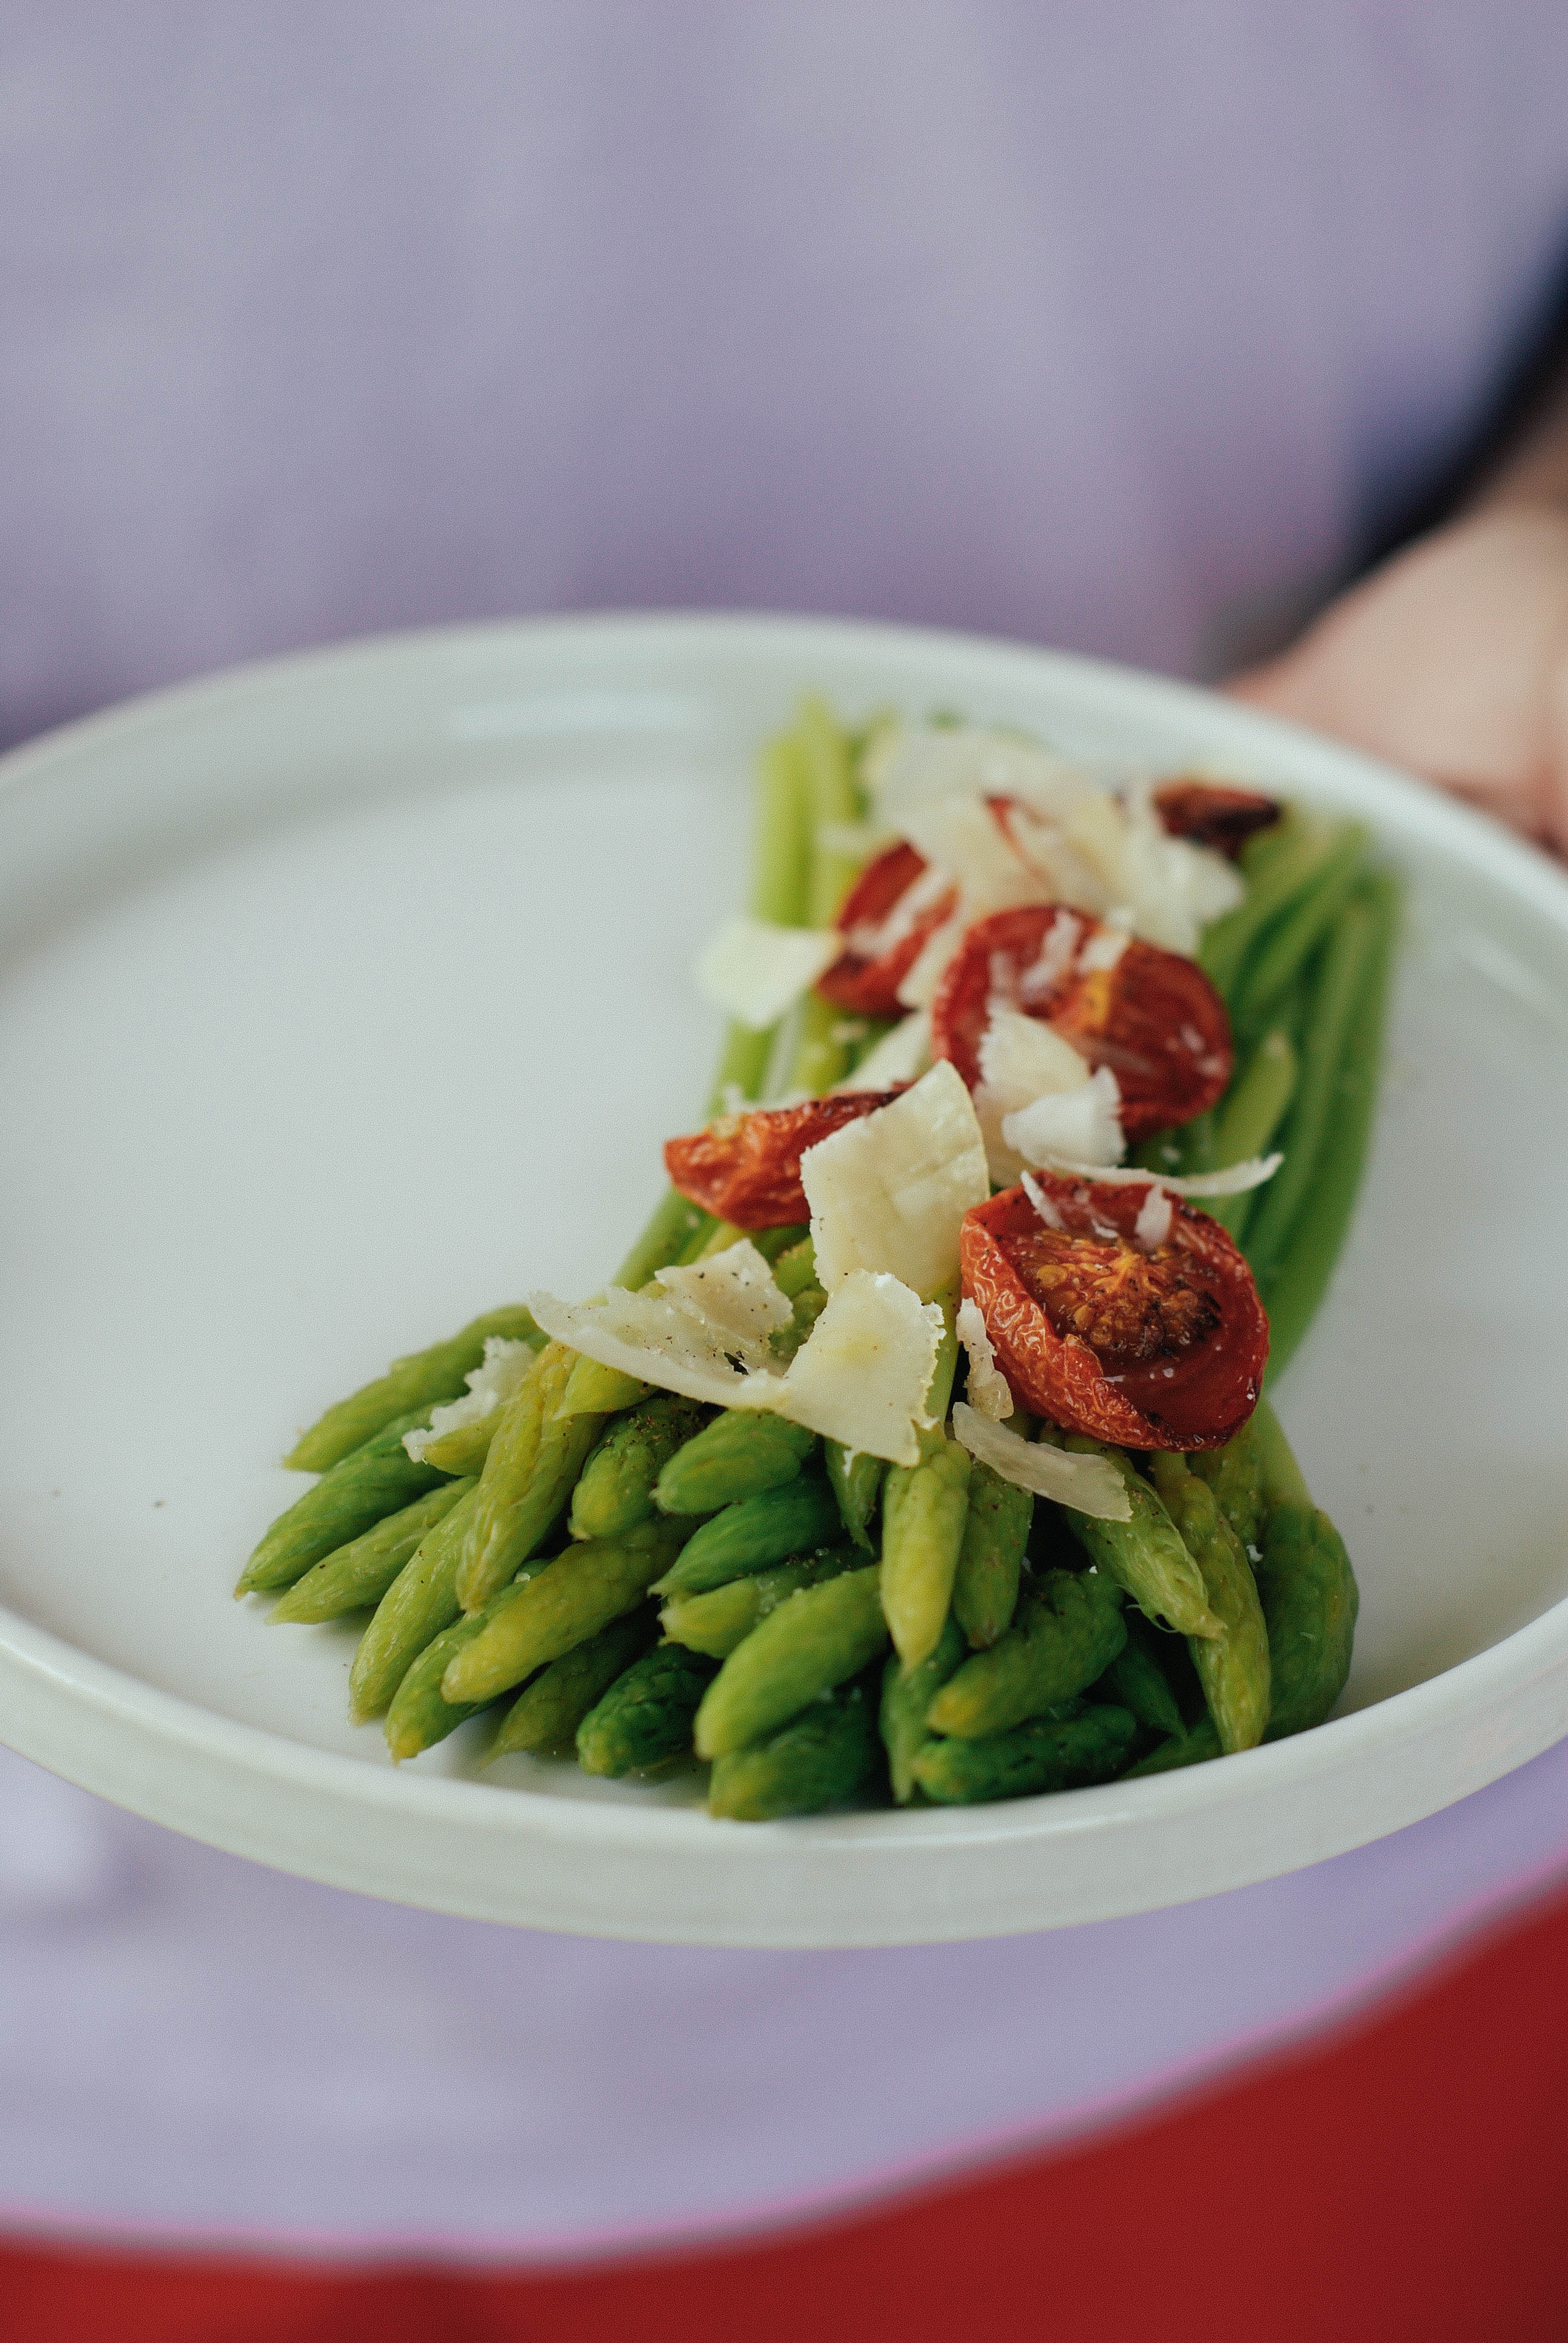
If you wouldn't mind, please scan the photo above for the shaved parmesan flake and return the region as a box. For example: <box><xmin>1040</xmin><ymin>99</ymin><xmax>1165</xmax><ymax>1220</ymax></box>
<box><xmin>863</xmin><ymin>725</ymin><xmax>1098</xmax><ymax>830</ymax></box>
<box><xmin>844</xmin><ymin>860</ymin><xmax>956</xmax><ymax>963</ymax></box>
<box><xmin>403</xmin><ymin>1337</ymin><xmax>536</xmax><ymax>1462</ymax></box>
<box><xmin>894</xmin><ymin>908</ymin><xmax>971</xmax><ymax>1011</ymax></box>
<box><xmin>1030</xmin><ymin>1152</ymin><xmax>1283</xmax><ymax>1198</ymax></box>
<box><xmin>694</xmin><ymin>917</ymin><xmax>840</xmax><ymax>1031</ymax></box>
<box><xmin>1133</xmin><ymin>1185</ymin><xmax>1175</xmax><ymax>1251</ymax></box>
<box><xmin>978</xmin><ymin>1004</ymin><xmax>1089</xmax><ymax>1102</ymax></box>
<box><xmin>1002</xmin><ymin>1067</ymin><xmax>1125</xmax><ymax>1169</ymax></box>
<box><xmin>803</xmin><ymin>1059</ymin><xmax>990</xmax><ymax>1300</ymax></box>
<box><xmin>888</xmin><ymin>795</ymin><xmax>1063</xmax><ymax>1009</ymax></box>
<box><xmin>898</xmin><ymin>795</ymin><xmax>1039</xmax><ymax>912</ymax></box>
<box><xmin>528</xmin><ymin>1250</ymin><xmax>940</xmax><ymax>1465</ymax></box>
<box><xmin>998</xmin><ymin>802</ymin><xmax>1114</xmax><ymax>911</ymax></box>
<box><xmin>773</xmin><ymin>1272</ymin><xmax>944</xmax><ymax>1465</ymax></box>
<box><xmin>1078</xmin><ymin>921</ymin><xmax>1131</xmax><ymax>974</ymax></box>
<box><xmin>653</xmin><ymin>1248</ymin><xmax>793</xmax><ymax>1369</ymax></box>
<box><xmin>1021</xmin><ymin>1170</ymin><xmax>1065</xmax><ymax>1229</ymax></box>
<box><xmin>1014</xmin><ymin>908</ymin><xmax>1085</xmax><ymax>1000</ymax></box>
<box><xmin>956</xmin><ymin>1298</ymin><xmax>1013</xmax><ymax>1421</ymax></box>
<box><xmin>1063</xmin><ymin>788</ymin><xmax>1241</xmax><ymax>956</ymax></box>
<box><xmin>834</xmin><ymin>1008</ymin><xmax>932</xmax><ymax>1090</ymax></box>
<box><xmin>973</xmin><ymin>1004</ymin><xmax>1092</xmax><ymax>1181</ymax></box>
<box><xmin>526</xmin><ymin>1286</ymin><xmax>771</xmax><ymax>1412</ymax></box>
<box><xmin>951</xmin><ymin>1403</ymin><xmax>1131</xmax><ymax>1521</ymax></box>
<box><xmin>529</xmin><ymin>1242</ymin><xmax>791</xmax><ymax>1411</ymax></box>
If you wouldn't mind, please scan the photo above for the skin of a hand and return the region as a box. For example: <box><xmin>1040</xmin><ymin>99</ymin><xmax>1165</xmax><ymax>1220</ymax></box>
<box><xmin>1232</xmin><ymin>503</ymin><xmax>1568</xmax><ymax>854</ymax></box>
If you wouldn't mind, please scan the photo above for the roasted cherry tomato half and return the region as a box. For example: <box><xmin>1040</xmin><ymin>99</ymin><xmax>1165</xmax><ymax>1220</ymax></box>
<box><xmin>664</xmin><ymin>1090</ymin><xmax>903</xmax><ymax>1230</ymax></box>
<box><xmin>960</xmin><ymin>1175</ymin><xmax>1268</xmax><ymax>1449</ymax></box>
<box><xmin>929</xmin><ymin>903</ymin><xmax>1232</xmax><ymax>1142</ymax></box>
<box><xmin>815</xmin><ymin>841</ymin><xmax>959</xmax><ymax>1018</ymax></box>
<box><xmin>1155</xmin><ymin>778</ymin><xmax>1281</xmax><ymax>859</ymax></box>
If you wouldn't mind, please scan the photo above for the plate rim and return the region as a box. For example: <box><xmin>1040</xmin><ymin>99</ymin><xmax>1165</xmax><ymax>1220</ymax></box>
<box><xmin>4</xmin><ymin>606</ymin><xmax>1567</xmax><ymax>1944</ymax></box>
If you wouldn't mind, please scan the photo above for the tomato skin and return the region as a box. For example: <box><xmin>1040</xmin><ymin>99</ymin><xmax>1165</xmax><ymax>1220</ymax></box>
<box><xmin>664</xmin><ymin>1090</ymin><xmax>904</xmax><ymax>1230</ymax></box>
<box><xmin>930</xmin><ymin>905</ymin><xmax>1232</xmax><ymax>1143</ymax></box>
<box><xmin>815</xmin><ymin>841</ymin><xmax>958</xmax><ymax>1017</ymax></box>
<box><xmin>1155</xmin><ymin>779</ymin><xmax>1281</xmax><ymax>858</ymax></box>
<box><xmin>960</xmin><ymin>1178</ymin><xmax>1269</xmax><ymax>1450</ymax></box>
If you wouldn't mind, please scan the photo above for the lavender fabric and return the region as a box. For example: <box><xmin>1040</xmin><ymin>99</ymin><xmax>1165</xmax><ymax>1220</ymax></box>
<box><xmin>2</xmin><ymin>1736</ymin><xmax>1567</xmax><ymax>2258</ymax></box>
<box><xmin>2</xmin><ymin>1</ymin><xmax>1567</xmax><ymax>2253</ymax></box>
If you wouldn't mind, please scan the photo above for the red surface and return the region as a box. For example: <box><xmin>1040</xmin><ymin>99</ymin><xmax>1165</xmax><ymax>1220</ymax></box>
<box><xmin>9</xmin><ymin>1875</ymin><xmax>1568</xmax><ymax>2342</ymax></box>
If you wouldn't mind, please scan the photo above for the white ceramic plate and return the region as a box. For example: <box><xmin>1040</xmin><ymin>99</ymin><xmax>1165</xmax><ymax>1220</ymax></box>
<box><xmin>3</xmin><ymin>614</ymin><xmax>1567</xmax><ymax>1948</ymax></box>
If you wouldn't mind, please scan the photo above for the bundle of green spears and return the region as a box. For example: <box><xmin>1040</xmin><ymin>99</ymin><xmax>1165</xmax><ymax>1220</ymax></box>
<box><xmin>236</xmin><ymin>701</ymin><xmax>1396</xmax><ymax>1820</ymax></box>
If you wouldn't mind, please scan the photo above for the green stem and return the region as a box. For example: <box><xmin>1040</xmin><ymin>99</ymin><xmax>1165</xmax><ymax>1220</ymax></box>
<box><xmin>1207</xmin><ymin>1026</ymin><xmax>1297</xmax><ymax>1237</ymax></box>
<box><xmin>1200</xmin><ymin>814</ymin><xmax>1350</xmax><ymax>1001</ymax></box>
<box><xmin>1250</xmin><ymin>1397</ymin><xmax>1312</xmax><ymax>1510</ymax></box>
<box><xmin>798</xmin><ymin>697</ymin><xmax>865</xmax><ymax>925</ymax></box>
<box><xmin>1232</xmin><ymin>824</ymin><xmax>1370</xmax><ymax>1029</ymax></box>
<box><xmin>1261</xmin><ymin>874</ymin><xmax>1399</xmax><ymax>1377</ymax></box>
<box><xmin>1244</xmin><ymin>887</ymin><xmax>1383</xmax><ymax>1285</ymax></box>
<box><xmin>613</xmin><ymin>1188</ymin><xmax>713</xmax><ymax>1289</ymax></box>
<box><xmin>707</xmin><ymin>729</ymin><xmax>815</xmax><ymax>1113</ymax></box>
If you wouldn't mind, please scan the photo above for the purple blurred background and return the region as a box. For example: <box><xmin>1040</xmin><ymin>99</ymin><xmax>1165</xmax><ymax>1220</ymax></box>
<box><xmin>5</xmin><ymin>2</ymin><xmax>1567</xmax><ymax>749</ymax></box>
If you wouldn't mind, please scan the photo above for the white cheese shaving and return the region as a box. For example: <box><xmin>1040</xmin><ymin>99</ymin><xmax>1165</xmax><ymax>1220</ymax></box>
<box><xmin>694</xmin><ymin>916</ymin><xmax>841</xmax><ymax>1031</ymax></box>
<box><xmin>1029</xmin><ymin>1152</ymin><xmax>1283</xmax><ymax>1198</ymax></box>
<box><xmin>833</xmin><ymin>1008</ymin><xmax>932</xmax><ymax>1090</ymax></box>
<box><xmin>771</xmin><ymin>1273</ymin><xmax>945</xmax><ymax>1463</ymax></box>
<box><xmin>893</xmin><ymin>908</ymin><xmax>972</xmax><ymax>1011</ymax></box>
<box><xmin>972</xmin><ymin>1004</ymin><xmax>1092</xmax><ymax>1183</ymax></box>
<box><xmin>1002</xmin><ymin>1067</ymin><xmax>1126</xmax><ymax>1169</ymax></box>
<box><xmin>1133</xmin><ymin>1185</ymin><xmax>1175</xmax><ymax>1251</ymax></box>
<box><xmin>861</xmin><ymin>724</ymin><xmax>1243</xmax><ymax>971</ymax></box>
<box><xmin>863</xmin><ymin>725</ymin><xmax>1099</xmax><ymax>830</ymax></box>
<box><xmin>527</xmin><ymin>1250</ymin><xmax>940</xmax><ymax>1466</ymax></box>
<box><xmin>978</xmin><ymin>1004</ymin><xmax>1089</xmax><ymax>1102</ymax></box>
<box><xmin>1063</xmin><ymin>787</ymin><xmax>1241</xmax><ymax>956</ymax></box>
<box><xmin>996</xmin><ymin>801</ymin><xmax>1114</xmax><ymax>911</ymax></box>
<box><xmin>802</xmin><ymin>1059</ymin><xmax>990</xmax><ymax>1300</ymax></box>
<box><xmin>403</xmin><ymin>1337</ymin><xmax>537</xmax><ymax>1461</ymax></box>
<box><xmin>898</xmin><ymin>795</ymin><xmax>1041</xmax><ymax>914</ymax></box>
<box><xmin>1021</xmin><ymin>1170</ymin><xmax>1065</xmax><ymax>1229</ymax></box>
<box><xmin>955</xmin><ymin>1297</ymin><xmax>1014</xmax><ymax>1421</ymax></box>
<box><xmin>653</xmin><ymin>1247</ymin><xmax>794</xmax><ymax>1368</ymax></box>
<box><xmin>1013</xmin><ymin>909</ymin><xmax>1085</xmax><ymax>1000</ymax></box>
<box><xmin>527</xmin><ymin>1247</ymin><xmax>790</xmax><ymax>1409</ymax></box>
<box><xmin>888</xmin><ymin>796</ymin><xmax>1053</xmax><ymax>1010</ymax></box>
<box><xmin>1077</xmin><ymin>921</ymin><xmax>1132</xmax><ymax>974</ymax></box>
<box><xmin>843</xmin><ymin>859</ymin><xmax>955</xmax><ymax>963</ymax></box>
<box><xmin>950</xmin><ymin>1402</ymin><xmax>1132</xmax><ymax>1521</ymax></box>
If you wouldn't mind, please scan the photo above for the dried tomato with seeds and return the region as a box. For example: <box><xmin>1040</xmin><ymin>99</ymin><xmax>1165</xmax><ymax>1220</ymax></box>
<box><xmin>929</xmin><ymin>903</ymin><xmax>1232</xmax><ymax>1142</ymax></box>
<box><xmin>815</xmin><ymin>841</ymin><xmax>959</xmax><ymax>1018</ymax></box>
<box><xmin>664</xmin><ymin>1090</ymin><xmax>903</xmax><ymax>1230</ymax></box>
<box><xmin>1155</xmin><ymin>779</ymin><xmax>1281</xmax><ymax>859</ymax></box>
<box><xmin>959</xmin><ymin>1176</ymin><xmax>1268</xmax><ymax>1449</ymax></box>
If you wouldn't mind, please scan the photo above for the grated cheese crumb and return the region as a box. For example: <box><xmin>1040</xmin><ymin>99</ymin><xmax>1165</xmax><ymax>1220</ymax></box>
<box><xmin>403</xmin><ymin>1337</ymin><xmax>537</xmax><ymax>1462</ymax></box>
<box><xmin>956</xmin><ymin>1298</ymin><xmax>1014</xmax><ymax>1421</ymax></box>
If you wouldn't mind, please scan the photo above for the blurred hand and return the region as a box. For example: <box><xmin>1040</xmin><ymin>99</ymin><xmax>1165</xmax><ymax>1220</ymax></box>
<box><xmin>1232</xmin><ymin>502</ymin><xmax>1568</xmax><ymax>854</ymax></box>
